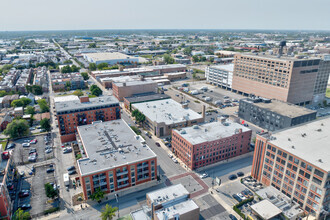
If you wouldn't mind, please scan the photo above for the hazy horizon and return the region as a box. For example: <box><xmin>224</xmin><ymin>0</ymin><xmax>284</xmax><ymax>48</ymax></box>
<box><xmin>1</xmin><ymin>0</ymin><xmax>330</xmax><ymax>32</ymax></box>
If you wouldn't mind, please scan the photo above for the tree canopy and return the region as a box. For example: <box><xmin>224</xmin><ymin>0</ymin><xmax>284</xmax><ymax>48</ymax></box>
<box><xmin>25</xmin><ymin>106</ymin><xmax>36</xmax><ymax>115</ymax></box>
<box><xmin>100</xmin><ymin>204</ymin><xmax>118</xmax><ymax>220</ymax></box>
<box><xmin>89</xmin><ymin>63</ymin><xmax>97</xmax><ymax>71</ymax></box>
<box><xmin>4</xmin><ymin>119</ymin><xmax>30</xmax><ymax>139</ymax></box>
<box><xmin>163</xmin><ymin>54</ymin><xmax>175</xmax><ymax>64</ymax></box>
<box><xmin>26</xmin><ymin>85</ymin><xmax>43</xmax><ymax>95</ymax></box>
<box><xmin>61</xmin><ymin>65</ymin><xmax>80</xmax><ymax>73</ymax></box>
<box><xmin>90</xmin><ymin>85</ymin><xmax>103</xmax><ymax>97</ymax></box>
<box><xmin>45</xmin><ymin>183</ymin><xmax>58</xmax><ymax>199</ymax></box>
<box><xmin>90</xmin><ymin>188</ymin><xmax>105</xmax><ymax>203</ymax></box>
<box><xmin>37</xmin><ymin>99</ymin><xmax>49</xmax><ymax>113</ymax></box>
<box><xmin>72</xmin><ymin>90</ymin><xmax>84</xmax><ymax>96</ymax></box>
<box><xmin>88</xmin><ymin>43</ymin><xmax>97</xmax><ymax>48</ymax></box>
<box><xmin>40</xmin><ymin>118</ymin><xmax>51</xmax><ymax>131</ymax></box>
<box><xmin>132</xmin><ymin>109</ymin><xmax>146</xmax><ymax>123</ymax></box>
<box><xmin>81</xmin><ymin>72</ymin><xmax>89</xmax><ymax>80</ymax></box>
<box><xmin>96</xmin><ymin>63</ymin><xmax>109</xmax><ymax>70</ymax></box>
<box><xmin>11</xmin><ymin>97</ymin><xmax>32</xmax><ymax>108</ymax></box>
<box><xmin>12</xmin><ymin>208</ymin><xmax>31</xmax><ymax>220</ymax></box>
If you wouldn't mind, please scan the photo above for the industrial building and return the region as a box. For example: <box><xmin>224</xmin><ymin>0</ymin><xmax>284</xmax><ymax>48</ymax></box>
<box><xmin>83</xmin><ymin>52</ymin><xmax>146</xmax><ymax>65</ymax></box>
<box><xmin>238</xmin><ymin>97</ymin><xmax>317</xmax><ymax>131</ymax></box>
<box><xmin>77</xmin><ymin>120</ymin><xmax>157</xmax><ymax>200</ymax></box>
<box><xmin>123</xmin><ymin>92</ymin><xmax>170</xmax><ymax>110</ymax></box>
<box><xmin>146</xmin><ymin>184</ymin><xmax>199</xmax><ymax>220</ymax></box>
<box><xmin>172</xmin><ymin>120</ymin><xmax>252</xmax><ymax>170</ymax></box>
<box><xmin>251</xmin><ymin>117</ymin><xmax>330</xmax><ymax>219</ymax></box>
<box><xmin>112</xmin><ymin>79</ymin><xmax>158</xmax><ymax>101</ymax></box>
<box><xmin>55</xmin><ymin>95</ymin><xmax>120</xmax><ymax>143</ymax></box>
<box><xmin>232</xmin><ymin>53</ymin><xmax>330</xmax><ymax>105</ymax></box>
<box><xmin>131</xmin><ymin>99</ymin><xmax>204</xmax><ymax>137</ymax></box>
<box><xmin>205</xmin><ymin>64</ymin><xmax>234</xmax><ymax>90</ymax></box>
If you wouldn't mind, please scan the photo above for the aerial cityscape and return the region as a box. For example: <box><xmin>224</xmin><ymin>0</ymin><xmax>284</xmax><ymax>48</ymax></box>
<box><xmin>0</xmin><ymin>1</ymin><xmax>330</xmax><ymax>220</ymax></box>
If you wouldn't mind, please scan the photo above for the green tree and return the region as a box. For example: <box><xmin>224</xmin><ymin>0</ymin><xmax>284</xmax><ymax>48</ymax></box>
<box><xmin>209</xmin><ymin>56</ymin><xmax>215</xmax><ymax>63</ymax></box>
<box><xmin>11</xmin><ymin>98</ymin><xmax>31</xmax><ymax>108</ymax></box>
<box><xmin>40</xmin><ymin>118</ymin><xmax>51</xmax><ymax>132</ymax></box>
<box><xmin>37</xmin><ymin>99</ymin><xmax>49</xmax><ymax>113</ymax></box>
<box><xmin>65</xmin><ymin>81</ymin><xmax>71</xmax><ymax>91</ymax></box>
<box><xmin>100</xmin><ymin>204</ymin><xmax>118</xmax><ymax>220</ymax></box>
<box><xmin>81</xmin><ymin>72</ymin><xmax>89</xmax><ymax>80</ymax></box>
<box><xmin>97</xmin><ymin>63</ymin><xmax>109</xmax><ymax>70</ymax></box>
<box><xmin>63</xmin><ymin>60</ymin><xmax>73</xmax><ymax>64</ymax></box>
<box><xmin>89</xmin><ymin>63</ymin><xmax>97</xmax><ymax>71</ymax></box>
<box><xmin>88</xmin><ymin>43</ymin><xmax>97</xmax><ymax>48</ymax></box>
<box><xmin>90</xmin><ymin>188</ymin><xmax>105</xmax><ymax>203</ymax></box>
<box><xmin>183</xmin><ymin>46</ymin><xmax>193</xmax><ymax>56</ymax></box>
<box><xmin>4</xmin><ymin>119</ymin><xmax>30</xmax><ymax>139</ymax></box>
<box><xmin>163</xmin><ymin>54</ymin><xmax>175</xmax><ymax>64</ymax></box>
<box><xmin>72</xmin><ymin>90</ymin><xmax>84</xmax><ymax>96</ymax></box>
<box><xmin>192</xmin><ymin>55</ymin><xmax>199</xmax><ymax>63</ymax></box>
<box><xmin>71</xmin><ymin>65</ymin><xmax>80</xmax><ymax>72</ymax></box>
<box><xmin>45</xmin><ymin>183</ymin><xmax>58</xmax><ymax>199</ymax></box>
<box><xmin>90</xmin><ymin>85</ymin><xmax>103</xmax><ymax>97</ymax></box>
<box><xmin>61</xmin><ymin>65</ymin><xmax>72</xmax><ymax>73</ymax></box>
<box><xmin>132</xmin><ymin>109</ymin><xmax>145</xmax><ymax>124</ymax></box>
<box><xmin>25</xmin><ymin>106</ymin><xmax>35</xmax><ymax>115</ymax></box>
<box><xmin>13</xmin><ymin>208</ymin><xmax>30</xmax><ymax>220</ymax></box>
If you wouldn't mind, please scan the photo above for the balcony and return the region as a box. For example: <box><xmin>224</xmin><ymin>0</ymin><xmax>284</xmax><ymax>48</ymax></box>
<box><xmin>117</xmin><ymin>177</ymin><xmax>129</xmax><ymax>183</ymax></box>
<box><xmin>116</xmin><ymin>170</ymin><xmax>128</xmax><ymax>176</ymax></box>
<box><xmin>117</xmin><ymin>183</ymin><xmax>129</xmax><ymax>189</ymax></box>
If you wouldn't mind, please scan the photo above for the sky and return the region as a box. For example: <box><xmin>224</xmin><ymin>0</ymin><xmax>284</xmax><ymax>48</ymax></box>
<box><xmin>1</xmin><ymin>0</ymin><xmax>330</xmax><ymax>31</ymax></box>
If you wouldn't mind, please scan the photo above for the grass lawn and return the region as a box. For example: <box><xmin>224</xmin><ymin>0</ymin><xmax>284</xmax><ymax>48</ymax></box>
<box><xmin>0</xmin><ymin>141</ymin><xmax>7</xmax><ymax>151</ymax></box>
<box><xmin>326</xmin><ymin>88</ymin><xmax>330</xmax><ymax>98</ymax></box>
<box><xmin>88</xmin><ymin>94</ymin><xmax>97</xmax><ymax>98</ymax></box>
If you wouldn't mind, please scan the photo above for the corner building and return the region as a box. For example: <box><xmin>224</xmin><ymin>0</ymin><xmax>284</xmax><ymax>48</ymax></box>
<box><xmin>77</xmin><ymin>120</ymin><xmax>157</xmax><ymax>200</ymax></box>
<box><xmin>251</xmin><ymin>118</ymin><xmax>330</xmax><ymax>219</ymax></box>
<box><xmin>172</xmin><ymin>121</ymin><xmax>252</xmax><ymax>170</ymax></box>
<box><xmin>55</xmin><ymin>96</ymin><xmax>120</xmax><ymax>143</ymax></box>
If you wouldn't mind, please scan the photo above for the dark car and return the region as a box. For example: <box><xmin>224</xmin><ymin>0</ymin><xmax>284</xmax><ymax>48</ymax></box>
<box><xmin>18</xmin><ymin>191</ymin><xmax>29</xmax><ymax>198</ymax></box>
<box><xmin>237</xmin><ymin>171</ymin><xmax>244</xmax><ymax>177</ymax></box>
<box><xmin>29</xmin><ymin>148</ymin><xmax>37</xmax><ymax>154</ymax></box>
<box><xmin>229</xmin><ymin>214</ymin><xmax>238</xmax><ymax>220</ymax></box>
<box><xmin>6</xmin><ymin>143</ymin><xmax>16</xmax><ymax>149</ymax></box>
<box><xmin>46</xmin><ymin>168</ymin><xmax>55</xmax><ymax>173</ymax></box>
<box><xmin>67</xmin><ymin>166</ymin><xmax>75</xmax><ymax>171</ymax></box>
<box><xmin>155</xmin><ymin>142</ymin><xmax>161</xmax><ymax>147</ymax></box>
<box><xmin>232</xmin><ymin>194</ymin><xmax>242</xmax><ymax>202</ymax></box>
<box><xmin>228</xmin><ymin>174</ymin><xmax>237</xmax><ymax>180</ymax></box>
<box><xmin>18</xmin><ymin>204</ymin><xmax>31</xmax><ymax>210</ymax></box>
<box><xmin>68</xmin><ymin>170</ymin><xmax>77</xmax><ymax>175</ymax></box>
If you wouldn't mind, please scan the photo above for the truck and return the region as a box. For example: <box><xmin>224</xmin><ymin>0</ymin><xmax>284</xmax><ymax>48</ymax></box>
<box><xmin>63</xmin><ymin>173</ymin><xmax>70</xmax><ymax>186</ymax></box>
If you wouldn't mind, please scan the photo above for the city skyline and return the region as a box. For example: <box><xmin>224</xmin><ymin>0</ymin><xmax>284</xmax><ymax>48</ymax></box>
<box><xmin>1</xmin><ymin>0</ymin><xmax>330</xmax><ymax>31</ymax></box>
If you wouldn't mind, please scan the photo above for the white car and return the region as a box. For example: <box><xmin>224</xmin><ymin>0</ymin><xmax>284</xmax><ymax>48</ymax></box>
<box><xmin>200</xmin><ymin>173</ymin><xmax>209</xmax><ymax>179</ymax></box>
<box><xmin>237</xmin><ymin>193</ymin><xmax>247</xmax><ymax>200</ymax></box>
<box><xmin>168</xmin><ymin>153</ymin><xmax>173</xmax><ymax>158</ymax></box>
<box><xmin>22</xmin><ymin>143</ymin><xmax>30</xmax><ymax>147</ymax></box>
<box><xmin>172</xmin><ymin>158</ymin><xmax>178</xmax><ymax>163</ymax></box>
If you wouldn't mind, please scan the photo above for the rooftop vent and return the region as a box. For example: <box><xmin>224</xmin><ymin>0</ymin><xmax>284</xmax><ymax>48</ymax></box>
<box><xmin>318</xmin><ymin>159</ymin><xmax>323</xmax><ymax>163</ymax></box>
<box><xmin>316</xmin><ymin>128</ymin><xmax>322</xmax><ymax>132</ymax></box>
<box><xmin>292</xmin><ymin>146</ymin><xmax>295</xmax><ymax>149</ymax></box>
<box><xmin>288</xmin><ymin>138</ymin><xmax>291</xmax><ymax>141</ymax></box>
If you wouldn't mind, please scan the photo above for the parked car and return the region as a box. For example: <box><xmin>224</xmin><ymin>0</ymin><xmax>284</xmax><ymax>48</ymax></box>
<box><xmin>45</xmin><ymin>149</ymin><xmax>52</xmax><ymax>154</ymax></box>
<box><xmin>68</xmin><ymin>170</ymin><xmax>77</xmax><ymax>175</ymax></box>
<box><xmin>228</xmin><ymin>174</ymin><xmax>237</xmax><ymax>180</ymax></box>
<box><xmin>237</xmin><ymin>171</ymin><xmax>244</xmax><ymax>177</ymax></box>
<box><xmin>229</xmin><ymin>214</ymin><xmax>238</xmax><ymax>220</ymax></box>
<box><xmin>237</xmin><ymin>193</ymin><xmax>246</xmax><ymax>201</ymax></box>
<box><xmin>155</xmin><ymin>142</ymin><xmax>161</xmax><ymax>147</ymax></box>
<box><xmin>63</xmin><ymin>147</ymin><xmax>72</xmax><ymax>154</ymax></box>
<box><xmin>29</xmin><ymin>148</ymin><xmax>37</xmax><ymax>154</ymax></box>
<box><xmin>168</xmin><ymin>154</ymin><xmax>173</xmax><ymax>158</ymax></box>
<box><xmin>46</xmin><ymin>168</ymin><xmax>55</xmax><ymax>173</ymax></box>
<box><xmin>18</xmin><ymin>204</ymin><xmax>31</xmax><ymax>210</ymax></box>
<box><xmin>22</xmin><ymin>143</ymin><xmax>30</xmax><ymax>147</ymax></box>
<box><xmin>18</xmin><ymin>191</ymin><xmax>30</xmax><ymax>198</ymax></box>
<box><xmin>232</xmin><ymin>194</ymin><xmax>242</xmax><ymax>202</ymax></box>
<box><xmin>30</xmin><ymin>139</ymin><xmax>37</xmax><ymax>144</ymax></box>
<box><xmin>28</xmin><ymin>153</ymin><xmax>37</xmax><ymax>162</ymax></box>
<box><xmin>67</xmin><ymin>166</ymin><xmax>75</xmax><ymax>171</ymax></box>
<box><xmin>199</xmin><ymin>173</ymin><xmax>208</xmax><ymax>179</ymax></box>
<box><xmin>172</xmin><ymin>158</ymin><xmax>178</xmax><ymax>163</ymax></box>
<box><xmin>6</xmin><ymin>143</ymin><xmax>15</xmax><ymax>149</ymax></box>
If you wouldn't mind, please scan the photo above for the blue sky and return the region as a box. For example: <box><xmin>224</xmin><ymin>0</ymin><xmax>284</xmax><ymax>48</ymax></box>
<box><xmin>1</xmin><ymin>0</ymin><xmax>330</xmax><ymax>31</ymax></box>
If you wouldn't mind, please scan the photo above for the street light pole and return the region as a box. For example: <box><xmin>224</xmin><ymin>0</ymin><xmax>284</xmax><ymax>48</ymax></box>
<box><xmin>115</xmin><ymin>194</ymin><xmax>119</xmax><ymax>218</ymax></box>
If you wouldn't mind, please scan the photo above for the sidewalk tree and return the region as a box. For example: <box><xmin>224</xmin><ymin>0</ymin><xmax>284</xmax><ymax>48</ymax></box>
<box><xmin>13</xmin><ymin>208</ymin><xmax>30</xmax><ymax>220</ymax></box>
<box><xmin>81</xmin><ymin>72</ymin><xmax>89</xmax><ymax>80</ymax></box>
<box><xmin>90</xmin><ymin>188</ymin><xmax>105</xmax><ymax>203</ymax></box>
<box><xmin>40</xmin><ymin>118</ymin><xmax>51</xmax><ymax>131</ymax></box>
<box><xmin>37</xmin><ymin>99</ymin><xmax>49</xmax><ymax>113</ymax></box>
<box><xmin>89</xmin><ymin>63</ymin><xmax>97</xmax><ymax>71</ymax></box>
<box><xmin>4</xmin><ymin>119</ymin><xmax>30</xmax><ymax>139</ymax></box>
<box><xmin>132</xmin><ymin>109</ymin><xmax>145</xmax><ymax>124</ymax></box>
<box><xmin>100</xmin><ymin>204</ymin><xmax>118</xmax><ymax>220</ymax></box>
<box><xmin>90</xmin><ymin>85</ymin><xmax>103</xmax><ymax>97</ymax></box>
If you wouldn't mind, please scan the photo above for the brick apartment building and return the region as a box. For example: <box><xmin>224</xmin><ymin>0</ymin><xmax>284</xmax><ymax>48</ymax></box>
<box><xmin>232</xmin><ymin>53</ymin><xmax>330</xmax><ymax>105</ymax></box>
<box><xmin>112</xmin><ymin>79</ymin><xmax>158</xmax><ymax>101</ymax></box>
<box><xmin>77</xmin><ymin>120</ymin><xmax>157</xmax><ymax>200</ymax></box>
<box><xmin>55</xmin><ymin>96</ymin><xmax>120</xmax><ymax>143</ymax></box>
<box><xmin>251</xmin><ymin>118</ymin><xmax>330</xmax><ymax>219</ymax></box>
<box><xmin>172</xmin><ymin>120</ymin><xmax>252</xmax><ymax>170</ymax></box>
<box><xmin>0</xmin><ymin>152</ymin><xmax>15</xmax><ymax>220</ymax></box>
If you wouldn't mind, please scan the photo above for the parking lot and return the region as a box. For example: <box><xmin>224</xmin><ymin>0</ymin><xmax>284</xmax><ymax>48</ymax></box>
<box><xmin>10</xmin><ymin>134</ymin><xmax>53</xmax><ymax>165</ymax></box>
<box><xmin>17</xmin><ymin>163</ymin><xmax>57</xmax><ymax>216</ymax></box>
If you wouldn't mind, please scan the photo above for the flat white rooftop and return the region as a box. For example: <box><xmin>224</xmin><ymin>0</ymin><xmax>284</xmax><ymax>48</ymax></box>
<box><xmin>77</xmin><ymin>120</ymin><xmax>157</xmax><ymax>176</ymax></box>
<box><xmin>209</xmin><ymin>64</ymin><xmax>234</xmax><ymax>72</ymax></box>
<box><xmin>132</xmin><ymin>99</ymin><xmax>203</xmax><ymax>125</ymax></box>
<box><xmin>174</xmin><ymin>121</ymin><xmax>251</xmax><ymax>145</ymax></box>
<box><xmin>267</xmin><ymin>117</ymin><xmax>330</xmax><ymax>171</ymax></box>
<box><xmin>147</xmin><ymin>184</ymin><xmax>189</xmax><ymax>205</ymax></box>
<box><xmin>155</xmin><ymin>199</ymin><xmax>199</xmax><ymax>220</ymax></box>
<box><xmin>84</xmin><ymin>52</ymin><xmax>138</xmax><ymax>61</ymax></box>
<box><xmin>54</xmin><ymin>95</ymin><xmax>79</xmax><ymax>103</ymax></box>
<box><xmin>251</xmin><ymin>200</ymin><xmax>282</xmax><ymax>220</ymax></box>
